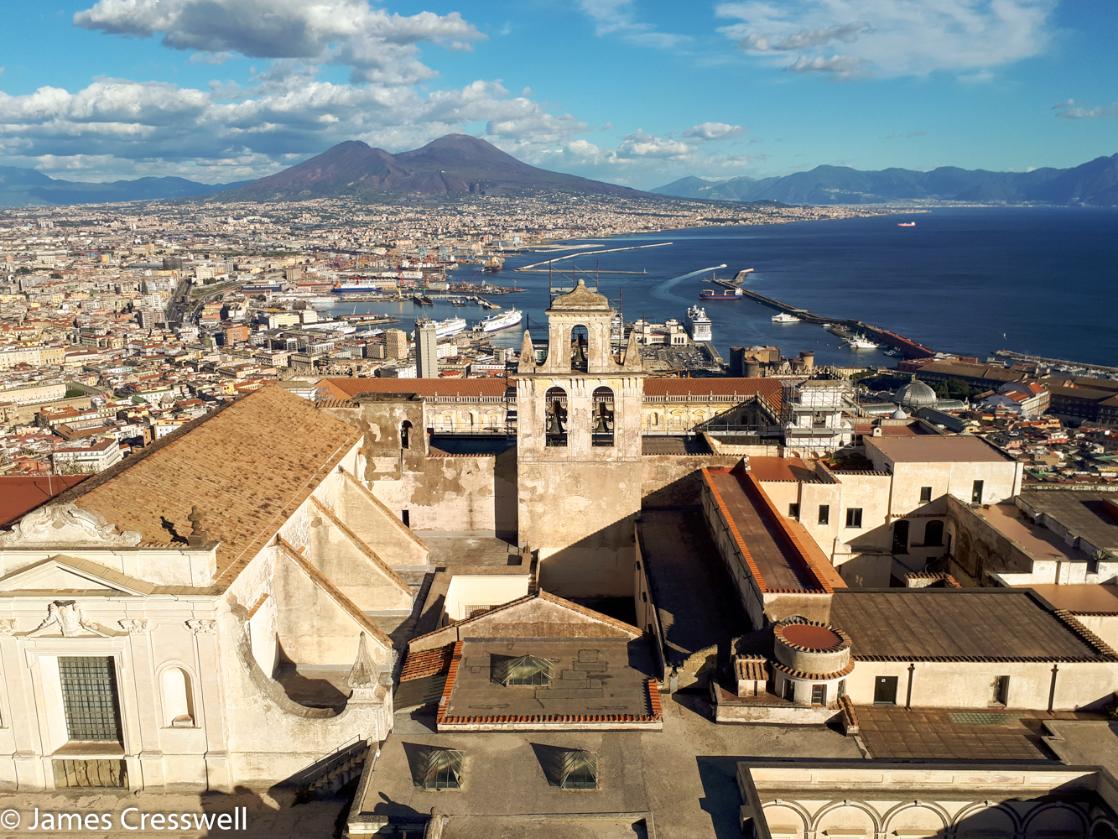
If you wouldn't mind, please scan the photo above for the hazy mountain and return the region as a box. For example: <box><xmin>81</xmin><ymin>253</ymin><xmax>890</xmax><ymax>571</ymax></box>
<box><xmin>654</xmin><ymin>154</ymin><xmax>1118</xmax><ymax>206</ymax></box>
<box><xmin>0</xmin><ymin>167</ymin><xmax>226</xmax><ymax>207</ymax></box>
<box><xmin>217</xmin><ymin>135</ymin><xmax>648</xmax><ymax>201</ymax></box>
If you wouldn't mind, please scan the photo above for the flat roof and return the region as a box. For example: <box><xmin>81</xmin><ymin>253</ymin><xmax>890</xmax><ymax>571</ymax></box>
<box><xmin>703</xmin><ymin>468</ymin><xmax>844</xmax><ymax>593</ymax></box>
<box><xmin>442</xmin><ymin>638</ymin><xmax>656</xmax><ymax>724</ymax></box>
<box><xmin>831</xmin><ymin>589</ymin><xmax>1115</xmax><ymax>662</ymax></box>
<box><xmin>320</xmin><ymin>376</ymin><xmax>509</xmax><ymax>398</ymax></box>
<box><xmin>866</xmin><ymin>434</ymin><xmax>1010</xmax><ymax>463</ymax></box>
<box><xmin>748</xmin><ymin>456</ymin><xmax>819</xmax><ymax>483</ymax></box>
<box><xmin>1029</xmin><ymin>584</ymin><xmax>1118</xmax><ymax>614</ymax></box>
<box><xmin>967</xmin><ymin>502</ymin><xmax>1082</xmax><ymax>564</ymax></box>
<box><xmin>641</xmin><ymin>435</ymin><xmax>711</xmax><ymax>455</ymax></box>
<box><xmin>1019</xmin><ymin>490</ymin><xmax>1118</xmax><ymax>553</ymax></box>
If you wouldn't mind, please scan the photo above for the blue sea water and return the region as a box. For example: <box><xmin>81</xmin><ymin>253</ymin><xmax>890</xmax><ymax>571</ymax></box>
<box><xmin>328</xmin><ymin>207</ymin><xmax>1118</xmax><ymax>368</ymax></box>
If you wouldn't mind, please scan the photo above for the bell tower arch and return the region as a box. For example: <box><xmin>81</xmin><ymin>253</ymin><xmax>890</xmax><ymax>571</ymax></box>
<box><xmin>516</xmin><ymin>279</ymin><xmax>644</xmax><ymax>597</ymax></box>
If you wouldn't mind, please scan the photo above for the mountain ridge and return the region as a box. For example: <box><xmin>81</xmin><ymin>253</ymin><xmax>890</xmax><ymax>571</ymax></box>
<box><xmin>215</xmin><ymin>134</ymin><xmax>648</xmax><ymax>201</ymax></box>
<box><xmin>653</xmin><ymin>155</ymin><xmax>1118</xmax><ymax>207</ymax></box>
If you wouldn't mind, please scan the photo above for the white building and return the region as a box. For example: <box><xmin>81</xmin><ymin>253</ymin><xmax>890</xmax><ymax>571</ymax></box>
<box><xmin>52</xmin><ymin>439</ymin><xmax>123</xmax><ymax>474</ymax></box>
<box><xmin>0</xmin><ymin>386</ymin><xmax>428</xmax><ymax>793</ymax></box>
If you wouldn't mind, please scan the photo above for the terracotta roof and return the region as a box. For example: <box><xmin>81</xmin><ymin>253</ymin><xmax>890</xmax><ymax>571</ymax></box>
<box><xmin>53</xmin><ymin>385</ymin><xmax>360</xmax><ymax>586</ymax></box>
<box><xmin>319</xmin><ymin>377</ymin><xmax>508</xmax><ymax>399</ymax></box>
<box><xmin>399</xmin><ymin>644</ymin><xmax>455</xmax><ymax>682</ymax></box>
<box><xmin>866</xmin><ymin>435</ymin><xmax>1010</xmax><ymax>464</ymax></box>
<box><xmin>748</xmin><ymin>456</ymin><xmax>818</xmax><ymax>483</ymax></box>
<box><xmin>0</xmin><ymin>475</ymin><xmax>87</xmax><ymax>527</ymax></box>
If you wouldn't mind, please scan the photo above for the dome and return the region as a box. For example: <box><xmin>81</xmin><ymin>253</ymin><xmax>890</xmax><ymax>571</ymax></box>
<box><xmin>895</xmin><ymin>377</ymin><xmax>937</xmax><ymax>409</ymax></box>
<box><xmin>891</xmin><ymin>406</ymin><xmax>909</xmax><ymax>420</ymax></box>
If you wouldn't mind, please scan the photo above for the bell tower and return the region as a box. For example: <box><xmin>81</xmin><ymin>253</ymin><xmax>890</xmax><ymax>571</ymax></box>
<box><xmin>516</xmin><ymin>279</ymin><xmax>644</xmax><ymax>597</ymax></box>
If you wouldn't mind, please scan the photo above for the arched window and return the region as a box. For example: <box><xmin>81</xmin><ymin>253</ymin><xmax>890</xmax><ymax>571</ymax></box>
<box><xmin>160</xmin><ymin>667</ymin><xmax>195</xmax><ymax>728</ymax></box>
<box><xmin>400</xmin><ymin>420</ymin><xmax>412</xmax><ymax>450</ymax></box>
<box><xmin>545</xmin><ymin>386</ymin><xmax>567</xmax><ymax>447</ymax></box>
<box><xmin>570</xmin><ymin>325</ymin><xmax>589</xmax><ymax>372</ymax></box>
<box><xmin>924</xmin><ymin>520</ymin><xmax>944</xmax><ymax>547</ymax></box>
<box><xmin>592</xmin><ymin>386</ymin><xmax>615</xmax><ymax>447</ymax></box>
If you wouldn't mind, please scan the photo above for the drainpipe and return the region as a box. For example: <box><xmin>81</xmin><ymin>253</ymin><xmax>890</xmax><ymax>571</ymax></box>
<box><xmin>1048</xmin><ymin>664</ymin><xmax>1059</xmax><ymax>713</ymax></box>
<box><xmin>905</xmin><ymin>662</ymin><xmax>915</xmax><ymax>709</ymax></box>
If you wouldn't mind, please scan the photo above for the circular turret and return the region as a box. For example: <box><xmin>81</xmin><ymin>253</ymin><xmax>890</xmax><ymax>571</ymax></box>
<box><xmin>771</xmin><ymin>618</ymin><xmax>854</xmax><ymax>707</ymax></box>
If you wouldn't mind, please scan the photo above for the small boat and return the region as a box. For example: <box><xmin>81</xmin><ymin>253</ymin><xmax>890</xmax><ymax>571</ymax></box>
<box><xmin>896</xmin><ymin>221</ymin><xmax>917</xmax><ymax>228</ymax></box>
<box><xmin>771</xmin><ymin>312</ymin><xmax>800</xmax><ymax>324</ymax></box>
<box><xmin>700</xmin><ymin>287</ymin><xmax>743</xmax><ymax>301</ymax></box>
<box><xmin>845</xmin><ymin>333</ymin><xmax>879</xmax><ymax>350</ymax></box>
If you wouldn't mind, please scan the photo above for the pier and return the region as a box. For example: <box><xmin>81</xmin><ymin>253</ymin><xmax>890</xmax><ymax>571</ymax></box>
<box><xmin>516</xmin><ymin>241</ymin><xmax>673</xmax><ymax>271</ymax></box>
<box><xmin>717</xmin><ymin>270</ymin><xmax>937</xmax><ymax>360</ymax></box>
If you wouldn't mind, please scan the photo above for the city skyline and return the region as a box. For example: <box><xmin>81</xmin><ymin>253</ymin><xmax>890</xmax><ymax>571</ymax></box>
<box><xmin>1</xmin><ymin>0</ymin><xmax>1115</xmax><ymax>187</ymax></box>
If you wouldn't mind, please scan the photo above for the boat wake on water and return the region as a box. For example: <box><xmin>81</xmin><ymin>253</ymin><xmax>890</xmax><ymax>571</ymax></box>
<box><xmin>650</xmin><ymin>264</ymin><xmax>728</xmax><ymax>303</ymax></box>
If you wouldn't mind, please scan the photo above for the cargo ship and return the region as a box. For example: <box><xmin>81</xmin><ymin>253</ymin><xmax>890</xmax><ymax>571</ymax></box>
<box><xmin>478</xmin><ymin>308</ymin><xmax>523</xmax><ymax>332</ymax></box>
<box><xmin>700</xmin><ymin>287</ymin><xmax>743</xmax><ymax>301</ymax></box>
<box><xmin>484</xmin><ymin>255</ymin><xmax>505</xmax><ymax>273</ymax></box>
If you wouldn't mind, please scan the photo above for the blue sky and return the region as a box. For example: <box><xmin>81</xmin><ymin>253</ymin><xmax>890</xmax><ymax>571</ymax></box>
<box><xmin>0</xmin><ymin>0</ymin><xmax>1115</xmax><ymax>186</ymax></box>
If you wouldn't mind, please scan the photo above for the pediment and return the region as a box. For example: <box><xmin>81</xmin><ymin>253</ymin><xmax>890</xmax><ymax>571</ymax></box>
<box><xmin>459</xmin><ymin>593</ymin><xmax>640</xmax><ymax>640</ymax></box>
<box><xmin>0</xmin><ymin>556</ymin><xmax>153</xmax><ymax>597</ymax></box>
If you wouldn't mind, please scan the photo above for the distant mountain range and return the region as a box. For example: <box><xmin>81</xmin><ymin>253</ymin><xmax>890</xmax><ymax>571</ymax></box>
<box><xmin>654</xmin><ymin>154</ymin><xmax>1118</xmax><ymax>207</ymax></box>
<box><xmin>0</xmin><ymin>134</ymin><xmax>646</xmax><ymax>207</ymax></box>
<box><xmin>0</xmin><ymin>167</ymin><xmax>229</xmax><ymax>207</ymax></box>
<box><xmin>214</xmin><ymin>135</ymin><xmax>645</xmax><ymax>201</ymax></box>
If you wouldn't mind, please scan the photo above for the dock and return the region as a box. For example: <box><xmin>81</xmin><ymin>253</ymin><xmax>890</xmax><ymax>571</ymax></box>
<box><xmin>717</xmin><ymin>270</ymin><xmax>936</xmax><ymax>360</ymax></box>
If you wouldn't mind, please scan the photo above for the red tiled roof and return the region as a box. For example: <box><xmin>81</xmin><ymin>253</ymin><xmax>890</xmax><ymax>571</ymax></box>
<box><xmin>399</xmin><ymin>644</ymin><xmax>455</xmax><ymax>682</ymax></box>
<box><xmin>319</xmin><ymin>377</ymin><xmax>508</xmax><ymax>399</ymax></box>
<box><xmin>643</xmin><ymin>376</ymin><xmax>782</xmax><ymax>403</ymax></box>
<box><xmin>0</xmin><ymin>475</ymin><xmax>88</xmax><ymax>527</ymax></box>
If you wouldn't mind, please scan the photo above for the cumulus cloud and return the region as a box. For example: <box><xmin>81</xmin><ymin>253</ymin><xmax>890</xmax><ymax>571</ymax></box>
<box><xmin>75</xmin><ymin>0</ymin><xmax>483</xmax><ymax>85</ymax></box>
<box><xmin>0</xmin><ymin>74</ymin><xmax>588</xmax><ymax>180</ymax></box>
<box><xmin>1052</xmin><ymin>99</ymin><xmax>1118</xmax><ymax>120</ymax></box>
<box><xmin>577</xmin><ymin>0</ymin><xmax>688</xmax><ymax>49</ymax></box>
<box><xmin>716</xmin><ymin>0</ymin><xmax>1056</xmax><ymax>78</ymax></box>
<box><xmin>683</xmin><ymin>122</ymin><xmax>745</xmax><ymax>141</ymax></box>
<box><xmin>615</xmin><ymin>130</ymin><xmax>691</xmax><ymax>159</ymax></box>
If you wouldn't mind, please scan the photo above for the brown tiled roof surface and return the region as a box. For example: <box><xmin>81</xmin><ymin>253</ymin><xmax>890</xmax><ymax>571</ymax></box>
<box><xmin>58</xmin><ymin>385</ymin><xmax>360</xmax><ymax>586</ymax></box>
<box><xmin>320</xmin><ymin>377</ymin><xmax>508</xmax><ymax>399</ymax></box>
<box><xmin>831</xmin><ymin>589</ymin><xmax>1117</xmax><ymax>662</ymax></box>
<box><xmin>0</xmin><ymin>475</ymin><xmax>87</xmax><ymax>527</ymax></box>
<box><xmin>399</xmin><ymin>644</ymin><xmax>455</xmax><ymax>682</ymax></box>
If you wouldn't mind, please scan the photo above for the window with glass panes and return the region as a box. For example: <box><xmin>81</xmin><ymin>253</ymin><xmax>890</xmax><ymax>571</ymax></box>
<box><xmin>58</xmin><ymin>656</ymin><xmax>122</xmax><ymax>742</ymax></box>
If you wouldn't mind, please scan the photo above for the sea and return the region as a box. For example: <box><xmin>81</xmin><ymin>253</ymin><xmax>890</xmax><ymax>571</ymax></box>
<box><xmin>323</xmin><ymin>207</ymin><xmax>1118</xmax><ymax>368</ymax></box>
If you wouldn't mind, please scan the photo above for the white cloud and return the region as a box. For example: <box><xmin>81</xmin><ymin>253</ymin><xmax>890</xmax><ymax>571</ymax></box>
<box><xmin>0</xmin><ymin>74</ymin><xmax>588</xmax><ymax>181</ymax></box>
<box><xmin>716</xmin><ymin>0</ymin><xmax>1056</xmax><ymax>78</ymax></box>
<box><xmin>75</xmin><ymin>0</ymin><xmax>483</xmax><ymax>85</ymax></box>
<box><xmin>577</xmin><ymin>0</ymin><xmax>688</xmax><ymax>49</ymax></box>
<box><xmin>1053</xmin><ymin>99</ymin><xmax>1118</xmax><ymax>120</ymax></box>
<box><xmin>683</xmin><ymin>121</ymin><xmax>745</xmax><ymax>141</ymax></box>
<box><xmin>615</xmin><ymin>130</ymin><xmax>692</xmax><ymax>159</ymax></box>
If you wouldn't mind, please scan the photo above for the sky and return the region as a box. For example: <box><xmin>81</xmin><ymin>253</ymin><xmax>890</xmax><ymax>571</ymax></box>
<box><xmin>0</xmin><ymin>0</ymin><xmax>1115</xmax><ymax>187</ymax></box>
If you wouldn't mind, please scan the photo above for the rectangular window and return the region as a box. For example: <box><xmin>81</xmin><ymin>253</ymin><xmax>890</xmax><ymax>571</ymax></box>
<box><xmin>782</xmin><ymin>680</ymin><xmax>795</xmax><ymax>701</ymax></box>
<box><xmin>811</xmin><ymin>684</ymin><xmax>826</xmax><ymax>705</ymax></box>
<box><xmin>873</xmin><ymin>675</ymin><xmax>899</xmax><ymax>705</ymax></box>
<box><xmin>845</xmin><ymin>507</ymin><xmax>863</xmax><ymax>528</ymax></box>
<box><xmin>919</xmin><ymin>486</ymin><xmax>932</xmax><ymax>503</ymax></box>
<box><xmin>818</xmin><ymin>505</ymin><xmax>830</xmax><ymax>525</ymax></box>
<box><xmin>972</xmin><ymin>480</ymin><xmax>984</xmax><ymax>504</ymax></box>
<box><xmin>788</xmin><ymin>503</ymin><xmax>800</xmax><ymax>519</ymax></box>
<box><xmin>59</xmin><ymin>656</ymin><xmax>122</xmax><ymax>742</ymax></box>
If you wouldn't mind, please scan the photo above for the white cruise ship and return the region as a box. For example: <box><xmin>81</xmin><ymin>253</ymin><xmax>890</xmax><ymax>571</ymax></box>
<box><xmin>435</xmin><ymin>317</ymin><xmax>467</xmax><ymax>338</ymax></box>
<box><xmin>687</xmin><ymin>305</ymin><xmax>712</xmax><ymax>342</ymax></box>
<box><xmin>478</xmin><ymin>308</ymin><xmax>523</xmax><ymax>333</ymax></box>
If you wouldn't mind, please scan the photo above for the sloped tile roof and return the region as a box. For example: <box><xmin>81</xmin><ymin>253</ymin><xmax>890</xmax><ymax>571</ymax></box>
<box><xmin>54</xmin><ymin>385</ymin><xmax>360</xmax><ymax>587</ymax></box>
